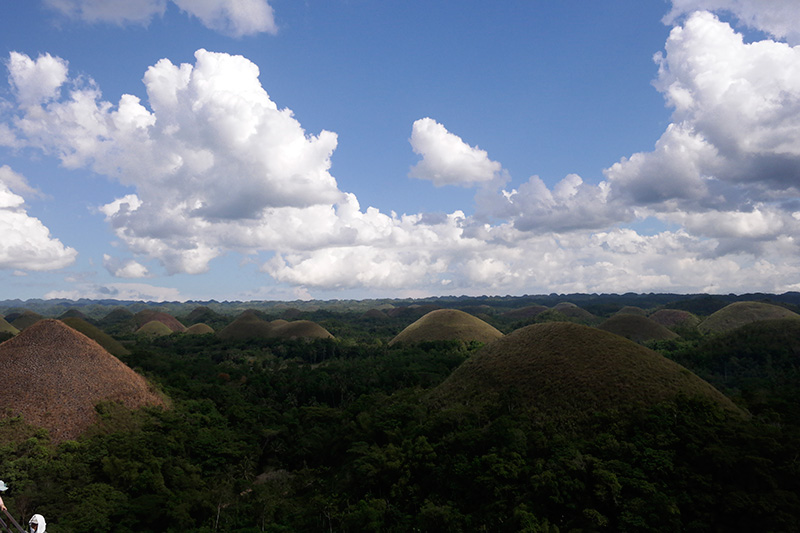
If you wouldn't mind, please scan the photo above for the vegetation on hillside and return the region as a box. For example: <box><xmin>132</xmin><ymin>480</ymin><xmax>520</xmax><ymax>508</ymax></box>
<box><xmin>1</xmin><ymin>295</ymin><xmax>800</xmax><ymax>531</ymax></box>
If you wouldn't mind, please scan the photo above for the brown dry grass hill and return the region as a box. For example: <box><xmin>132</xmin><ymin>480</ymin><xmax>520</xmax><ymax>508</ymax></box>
<box><xmin>136</xmin><ymin>320</ymin><xmax>174</xmax><ymax>338</ymax></box>
<box><xmin>598</xmin><ymin>314</ymin><xmax>679</xmax><ymax>343</ymax></box>
<box><xmin>135</xmin><ymin>310</ymin><xmax>186</xmax><ymax>332</ymax></box>
<box><xmin>698</xmin><ymin>301</ymin><xmax>800</xmax><ymax>334</ymax></box>
<box><xmin>389</xmin><ymin>309</ymin><xmax>504</xmax><ymax>346</ymax></box>
<box><xmin>0</xmin><ymin>316</ymin><xmax>19</xmax><ymax>336</ymax></box>
<box><xmin>649</xmin><ymin>309</ymin><xmax>701</xmax><ymax>329</ymax></box>
<box><xmin>61</xmin><ymin>317</ymin><xmax>130</xmax><ymax>357</ymax></box>
<box><xmin>501</xmin><ymin>305</ymin><xmax>549</xmax><ymax>320</ymax></box>
<box><xmin>10</xmin><ymin>310</ymin><xmax>43</xmax><ymax>331</ymax></box>
<box><xmin>430</xmin><ymin>322</ymin><xmax>742</xmax><ymax>421</ymax></box>
<box><xmin>0</xmin><ymin>319</ymin><xmax>166</xmax><ymax>442</ymax></box>
<box><xmin>272</xmin><ymin>320</ymin><xmax>334</xmax><ymax>340</ymax></box>
<box><xmin>185</xmin><ymin>323</ymin><xmax>214</xmax><ymax>335</ymax></box>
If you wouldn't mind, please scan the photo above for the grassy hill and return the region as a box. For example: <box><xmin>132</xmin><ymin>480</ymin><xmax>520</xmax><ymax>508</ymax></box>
<box><xmin>430</xmin><ymin>322</ymin><xmax>742</xmax><ymax>421</ymax></box>
<box><xmin>10</xmin><ymin>310</ymin><xmax>43</xmax><ymax>331</ymax></box>
<box><xmin>61</xmin><ymin>317</ymin><xmax>130</xmax><ymax>357</ymax></box>
<box><xmin>598</xmin><ymin>314</ymin><xmax>679</xmax><ymax>343</ymax></box>
<box><xmin>0</xmin><ymin>316</ymin><xmax>19</xmax><ymax>336</ymax></box>
<box><xmin>551</xmin><ymin>302</ymin><xmax>596</xmax><ymax>322</ymax></box>
<box><xmin>272</xmin><ymin>320</ymin><xmax>334</xmax><ymax>340</ymax></box>
<box><xmin>649</xmin><ymin>308</ymin><xmax>701</xmax><ymax>329</ymax></box>
<box><xmin>185</xmin><ymin>323</ymin><xmax>214</xmax><ymax>335</ymax></box>
<box><xmin>136</xmin><ymin>320</ymin><xmax>174</xmax><ymax>338</ymax></box>
<box><xmin>389</xmin><ymin>309</ymin><xmax>503</xmax><ymax>346</ymax></box>
<box><xmin>698</xmin><ymin>301</ymin><xmax>800</xmax><ymax>334</ymax></box>
<box><xmin>217</xmin><ymin>310</ymin><xmax>275</xmax><ymax>340</ymax></box>
<box><xmin>135</xmin><ymin>310</ymin><xmax>187</xmax><ymax>332</ymax></box>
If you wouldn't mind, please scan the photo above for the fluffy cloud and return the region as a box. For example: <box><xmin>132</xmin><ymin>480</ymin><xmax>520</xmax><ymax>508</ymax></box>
<box><xmin>45</xmin><ymin>282</ymin><xmax>181</xmax><ymax>302</ymax></box>
<box><xmin>409</xmin><ymin>118</ymin><xmax>505</xmax><ymax>187</ymax></box>
<box><xmin>44</xmin><ymin>0</ymin><xmax>166</xmax><ymax>25</ymax></box>
<box><xmin>103</xmin><ymin>254</ymin><xmax>150</xmax><ymax>278</ymax></box>
<box><xmin>608</xmin><ymin>12</ymin><xmax>800</xmax><ymax>207</ymax></box>
<box><xmin>43</xmin><ymin>0</ymin><xmax>276</xmax><ymax>36</ymax></box>
<box><xmin>665</xmin><ymin>0</ymin><xmax>800</xmax><ymax>43</ymax></box>
<box><xmin>6</xmin><ymin>19</ymin><xmax>800</xmax><ymax>297</ymax></box>
<box><xmin>0</xmin><ymin>166</ymin><xmax>77</xmax><ymax>271</ymax></box>
<box><xmin>476</xmin><ymin>173</ymin><xmax>624</xmax><ymax>232</ymax></box>
<box><xmin>173</xmin><ymin>0</ymin><xmax>276</xmax><ymax>37</ymax></box>
<box><xmin>6</xmin><ymin>49</ymin><xmax>344</xmax><ymax>274</ymax></box>
<box><xmin>7</xmin><ymin>52</ymin><xmax>69</xmax><ymax>108</ymax></box>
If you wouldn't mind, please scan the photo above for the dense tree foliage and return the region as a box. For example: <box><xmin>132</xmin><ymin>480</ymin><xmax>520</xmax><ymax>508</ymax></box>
<box><xmin>2</xmin><ymin>303</ymin><xmax>800</xmax><ymax>531</ymax></box>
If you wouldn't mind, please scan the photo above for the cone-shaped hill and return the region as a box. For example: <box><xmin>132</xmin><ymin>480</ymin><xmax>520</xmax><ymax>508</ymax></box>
<box><xmin>58</xmin><ymin>308</ymin><xmax>89</xmax><ymax>321</ymax></box>
<box><xmin>551</xmin><ymin>302</ymin><xmax>595</xmax><ymax>321</ymax></box>
<box><xmin>430</xmin><ymin>322</ymin><xmax>741</xmax><ymax>421</ymax></box>
<box><xmin>389</xmin><ymin>309</ymin><xmax>503</xmax><ymax>346</ymax></box>
<box><xmin>61</xmin><ymin>317</ymin><xmax>130</xmax><ymax>357</ymax></box>
<box><xmin>362</xmin><ymin>309</ymin><xmax>388</xmax><ymax>320</ymax></box>
<box><xmin>135</xmin><ymin>310</ymin><xmax>186</xmax><ymax>333</ymax></box>
<box><xmin>218</xmin><ymin>311</ymin><xmax>333</xmax><ymax>341</ymax></box>
<box><xmin>698</xmin><ymin>301</ymin><xmax>800</xmax><ymax>334</ymax></box>
<box><xmin>0</xmin><ymin>319</ymin><xmax>166</xmax><ymax>442</ymax></box>
<box><xmin>615</xmin><ymin>306</ymin><xmax>647</xmax><ymax>316</ymax></box>
<box><xmin>649</xmin><ymin>309</ymin><xmax>701</xmax><ymax>329</ymax></box>
<box><xmin>136</xmin><ymin>320</ymin><xmax>174</xmax><ymax>338</ymax></box>
<box><xmin>10</xmin><ymin>310</ymin><xmax>43</xmax><ymax>331</ymax></box>
<box><xmin>598</xmin><ymin>314</ymin><xmax>679</xmax><ymax>343</ymax></box>
<box><xmin>0</xmin><ymin>316</ymin><xmax>19</xmax><ymax>336</ymax></box>
<box><xmin>273</xmin><ymin>320</ymin><xmax>334</xmax><ymax>340</ymax></box>
<box><xmin>185</xmin><ymin>323</ymin><xmax>214</xmax><ymax>335</ymax></box>
<box><xmin>98</xmin><ymin>307</ymin><xmax>137</xmax><ymax>334</ymax></box>
<box><xmin>218</xmin><ymin>311</ymin><xmax>279</xmax><ymax>340</ymax></box>
<box><xmin>184</xmin><ymin>306</ymin><xmax>229</xmax><ymax>330</ymax></box>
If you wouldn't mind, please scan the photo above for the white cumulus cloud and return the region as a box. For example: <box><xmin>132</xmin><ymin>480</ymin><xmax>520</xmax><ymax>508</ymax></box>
<box><xmin>666</xmin><ymin>0</ymin><xmax>800</xmax><ymax>43</ymax></box>
<box><xmin>409</xmin><ymin>117</ymin><xmax>506</xmax><ymax>187</ymax></box>
<box><xmin>103</xmin><ymin>254</ymin><xmax>150</xmax><ymax>278</ymax></box>
<box><xmin>605</xmin><ymin>11</ymin><xmax>800</xmax><ymax>235</ymax></box>
<box><xmin>0</xmin><ymin>167</ymin><xmax>77</xmax><ymax>271</ymax></box>
<box><xmin>45</xmin><ymin>282</ymin><xmax>181</xmax><ymax>302</ymax></box>
<box><xmin>43</xmin><ymin>0</ymin><xmax>276</xmax><ymax>36</ymax></box>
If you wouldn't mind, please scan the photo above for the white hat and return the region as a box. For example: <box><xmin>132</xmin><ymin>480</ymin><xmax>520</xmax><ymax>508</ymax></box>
<box><xmin>0</xmin><ymin>480</ymin><xmax>8</xmax><ymax>491</ymax></box>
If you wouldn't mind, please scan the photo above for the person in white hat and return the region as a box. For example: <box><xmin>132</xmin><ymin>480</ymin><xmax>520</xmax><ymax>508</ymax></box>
<box><xmin>0</xmin><ymin>480</ymin><xmax>7</xmax><ymax>512</ymax></box>
<box><xmin>28</xmin><ymin>514</ymin><xmax>46</xmax><ymax>533</ymax></box>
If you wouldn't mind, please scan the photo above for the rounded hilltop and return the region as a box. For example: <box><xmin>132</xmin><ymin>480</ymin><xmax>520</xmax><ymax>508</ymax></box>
<box><xmin>218</xmin><ymin>310</ymin><xmax>333</xmax><ymax>341</ymax></box>
<box><xmin>598</xmin><ymin>314</ymin><xmax>679</xmax><ymax>343</ymax></box>
<box><xmin>0</xmin><ymin>319</ymin><xmax>166</xmax><ymax>442</ymax></box>
<box><xmin>698</xmin><ymin>301</ymin><xmax>800</xmax><ymax>334</ymax></box>
<box><xmin>389</xmin><ymin>309</ymin><xmax>503</xmax><ymax>346</ymax></box>
<box><xmin>430</xmin><ymin>322</ymin><xmax>742</xmax><ymax>422</ymax></box>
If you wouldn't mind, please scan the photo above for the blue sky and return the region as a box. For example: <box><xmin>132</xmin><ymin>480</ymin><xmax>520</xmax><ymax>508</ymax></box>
<box><xmin>1</xmin><ymin>0</ymin><xmax>800</xmax><ymax>302</ymax></box>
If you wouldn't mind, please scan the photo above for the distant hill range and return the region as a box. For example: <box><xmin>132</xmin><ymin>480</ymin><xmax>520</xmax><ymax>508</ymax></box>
<box><xmin>3</xmin><ymin>292</ymin><xmax>800</xmax><ymax>321</ymax></box>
